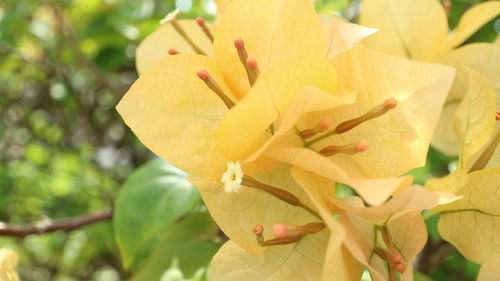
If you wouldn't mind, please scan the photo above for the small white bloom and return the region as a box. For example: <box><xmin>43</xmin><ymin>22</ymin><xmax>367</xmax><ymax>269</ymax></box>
<box><xmin>159</xmin><ymin>9</ymin><xmax>181</xmax><ymax>25</ymax></box>
<box><xmin>221</xmin><ymin>161</ymin><xmax>243</xmax><ymax>193</ymax></box>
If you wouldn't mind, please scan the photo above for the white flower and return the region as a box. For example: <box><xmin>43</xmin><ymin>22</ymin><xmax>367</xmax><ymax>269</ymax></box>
<box><xmin>221</xmin><ymin>161</ymin><xmax>243</xmax><ymax>193</ymax></box>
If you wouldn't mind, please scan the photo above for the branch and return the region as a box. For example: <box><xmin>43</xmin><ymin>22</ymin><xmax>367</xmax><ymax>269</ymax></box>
<box><xmin>0</xmin><ymin>209</ymin><xmax>112</xmax><ymax>238</ymax></box>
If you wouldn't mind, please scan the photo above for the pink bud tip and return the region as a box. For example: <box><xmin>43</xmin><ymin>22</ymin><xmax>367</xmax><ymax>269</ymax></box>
<box><xmin>253</xmin><ymin>224</ymin><xmax>264</xmax><ymax>235</ymax></box>
<box><xmin>355</xmin><ymin>140</ymin><xmax>369</xmax><ymax>152</ymax></box>
<box><xmin>319</xmin><ymin>118</ymin><xmax>332</xmax><ymax>130</ymax></box>
<box><xmin>496</xmin><ymin>111</ymin><xmax>500</xmax><ymax>121</ymax></box>
<box><xmin>196</xmin><ymin>17</ymin><xmax>205</xmax><ymax>26</ymax></box>
<box><xmin>384</xmin><ymin>98</ymin><xmax>397</xmax><ymax>109</ymax></box>
<box><xmin>272</xmin><ymin>224</ymin><xmax>289</xmax><ymax>238</ymax></box>
<box><xmin>246</xmin><ymin>57</ymin><xmax>258</xmax><ymax>69</ymax></box>
<box><xmin>443</xmin><ymin>0</ymin><xmax>452</xmax><ymax>10</ymax></box>
<box><xmin>394</xmin><ymin>263</ymin><xmax>406</xmax><ymax>273</ymax></box>
<box><xmin>168</xmin><ymin>48</ymin><xmax>178</xmax><ymax>55</ymax></box>
<box><xmin>234</xmin><ymin>38</ymin><xmax>245</xmax><ymax>49</ymax></box>
<box><xmin>196</xmin><ymin>69</ymin><xmax>209</xmax><ymax>81</ymax></box>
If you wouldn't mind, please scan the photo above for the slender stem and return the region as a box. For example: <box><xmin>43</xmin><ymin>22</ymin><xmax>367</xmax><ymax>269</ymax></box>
<box><xmin>0</xmin><ymin>209</ymin><xmax>112</xmax><ymax>238</ymax></box>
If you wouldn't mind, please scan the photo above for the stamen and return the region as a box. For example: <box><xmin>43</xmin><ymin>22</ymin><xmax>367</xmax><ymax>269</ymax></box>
<box><xmin>305</xmin><ymin>98</ymin><xmax>398</xmax><ymax>146</ymax></box>
<box><xmin>242</xmin><ymin>175</ymin><xmax>321</xmax><ymax>220</ymax></box>
<box><xmin>376</xmin><ymin>227</ymin><xmax>407</xmax><ymax>273</ymax></box>
<box><xmin>252</xmin><ymin>224</ymin><xmax>304</xmax><ymax>247</ymax></box>
<box><xmin>234</xmin><ymin>38</ymin><xmax>259</xmax><ymax>86</ymax></box>
<box><xmin>197</xmin><ymin>69</ymin><xmax>235</xmax><ymax>109</ymax></box>
<box><xmin>374</xmin><ymin>247</ymin><xmax>406</xmax><ymax>274</ymax></box>
<box><xmin>319</xmin><ymin>140</ymin><xmax>368</xmax><ymax>157</ymax></box>
<box><xmin>469</xmin><ymin>129</ymin><xmax>500</xmax><ymax>172</ymax></box>
<box><xmin>334</xmin><ymin>98</ymin><xmax>397</xmax><ymax>134</ymax></box>
<box><xmin>443</xmin><ymin>0</ymin><xmax>452</xmax><ymax>17</ymax></box>
<box><xmin>168</xmin><ymin>48</ymin><xmax>179</xmax><ymax>55</ymax></box>
<box><xmin>246</xmin><ymin>57</ymin><xmax>260</xmax><ymax>85</ymax></box>
<box><xmin>161</xmin><ymin>9</ymin><xmax>207</xmax><ymax>55</ymax></box>
<box><xmin>299</xmin><ymin>118</ymin><xmax>332</xmax><ymax>139</ymax></box>
<box><xmin>272</xmin><ymin>222</ymin><xmax>326</xmax><ymax>238</ymax></box>
<box><xmin>196</xmin><ymin>17</ymin><xmax>214</xmax><ymax>42</ymax></box>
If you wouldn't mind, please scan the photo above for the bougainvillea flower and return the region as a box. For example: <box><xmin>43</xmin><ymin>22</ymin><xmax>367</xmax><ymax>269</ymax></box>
<box><xmin>433</xmin><ymin>40</ymin><xmax>500</xmax><ymax>155</ymax></box>
<box><xmin>118</xmin><ymin>1</ymin><xmax>377</xmax><ymax>278</ymax></box>
<box><xmin>228</xmin><ymin>45</ymin><xmax>456</xmax><ymax>205</ymax></box>
<box><xmin>426</xmin><ymin>68</ymin><xmax>500</xmax><ymax>278</ymax></box>
<box><xmin>359</xmin><ymin>0</ymin><xmax>500</xmax><ymax>61</ymax></box>
<box><xmin>292</xmin><ymin>167</ymin><xmax>458</xmax><ymax>281</ymax></box>
<box><xmin>0</xmin><ymin>249</ymin><xmax>21</xmax><ymax>281</ymax></box>
<box><xmin>359</xmin><ymin>0</ymin><xmax>500</xmax><ymax>156</ymax></box>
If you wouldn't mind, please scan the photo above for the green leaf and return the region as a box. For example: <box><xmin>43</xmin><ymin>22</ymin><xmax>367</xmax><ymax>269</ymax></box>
<box><xmin>131</xmin><ymin>213</ymin><xmax>220</xmax><ymax>281</ymax></box>
<box><xmin>114</xmin><ymin>158</ymin><xmax>201</xmax><ymax>269</ymax></box>
<box><xmin>415</xmin><ymin>271</ymin><xmax>434</xmax><ymax>281</ymax></box>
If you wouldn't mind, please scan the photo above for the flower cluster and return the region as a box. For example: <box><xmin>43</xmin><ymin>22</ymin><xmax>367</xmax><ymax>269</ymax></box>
<box><xmin>117</xmin><ymin>0</ymin><xmax>500</xmax><ymax>280</ymax></box>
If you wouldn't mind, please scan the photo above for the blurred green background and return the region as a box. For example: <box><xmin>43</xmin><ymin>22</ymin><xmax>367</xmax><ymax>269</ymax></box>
<box><xmin>0</xmin><ymin>0</ymin><xmax>498</xmax><ymax>280</ymax></box>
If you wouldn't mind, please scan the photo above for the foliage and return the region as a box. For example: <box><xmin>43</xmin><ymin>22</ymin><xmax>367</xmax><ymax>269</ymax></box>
<box><xmin>0</xmin><ymin>0</ymin><xmax>498</xmax><ymax>280</ymax></box>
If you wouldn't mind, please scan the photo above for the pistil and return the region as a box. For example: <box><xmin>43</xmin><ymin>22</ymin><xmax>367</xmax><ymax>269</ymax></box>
<box><xmin>160</xmin><ymin>9</ymin><xmax>207</xmax><ymax>55</ymax></box>
<box><xmin>196</xmin><ymin>69</ymin><xmax>235</xmax><ymax>109</ymax></box>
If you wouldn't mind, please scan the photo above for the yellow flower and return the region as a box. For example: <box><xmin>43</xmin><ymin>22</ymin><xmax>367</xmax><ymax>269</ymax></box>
<box><xmin>426</xmin><ymin>68</ymin><xmax>500</xmax><ymax>277</ymax></box>
<box><xmin>292</xmin><ymin>168</ymin><xmax>458</xmax><ymax>280</ymax></box>
<box><xmin>118</xmin><ymin>1</ymin><xmax>374</xmax><ymax>279</ymax></box>
<box><xmin>359</xmin><ymin>0</ymin><xmax>500</xmax><ymax>155</ymax></box>
<box><xmin>233</xmin><ymin>45</ymin><xmax>456</xmax><ymax>205</ymax></box>
<box><xmin>0</xmin><ymin>249</ymin><xmax>21</xmax><ymax>281</ymax></box>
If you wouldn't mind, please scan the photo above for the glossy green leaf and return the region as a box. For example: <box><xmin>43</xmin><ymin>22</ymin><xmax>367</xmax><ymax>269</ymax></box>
<box><xmin>114</xmin><ymin>158</ymin><xmax>201</xmax><ymax>269</ymax></box>
<box><xmin>131</xmin><ymin>213</ymin><xmax>220</xmax><ymax>281</ymax></box>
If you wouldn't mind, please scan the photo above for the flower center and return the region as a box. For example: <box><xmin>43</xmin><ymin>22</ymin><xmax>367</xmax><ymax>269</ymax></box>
<box><xmin>221</xmin><ymin>161</ymin><xmax>243</xmax><ymax>193</ymax></box>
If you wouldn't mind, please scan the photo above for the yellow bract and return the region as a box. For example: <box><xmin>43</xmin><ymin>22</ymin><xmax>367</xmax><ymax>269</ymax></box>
<box><xmin>136</xmin><ymin>20</ymin><xmax>215</xmax><ymax>74</ymax></box>
<box><xmin>426</xmin><ymin>68</ymin><xmax>499</xmax><ymax>277</ymax></box>
<box><xmin>292</xmin><ymin>168</ymin><xmax>455</xmax><ymax>281</ymax></box>
<box><xmin>213</xmin><ymin>0</ymin><xmax>327</xmax><ymax>98</ymax></box>
<box><xmin>360</xmin><ymin>0</ymin><xmax>500</xmax><ymax>61</ymax></box>
<box><xmin>359</xmin><ymin>0</ymin><xmax>500</xmax><ymax>156</ymax></box>
<box><xmin>0</xmin><ymin>249</ymin><xmax>20</xmax><ymax>281</ymax></box>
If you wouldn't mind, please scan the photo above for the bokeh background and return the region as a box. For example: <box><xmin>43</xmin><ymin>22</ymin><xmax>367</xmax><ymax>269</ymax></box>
<box><xmin>0</xmin><ymin>0</ymin><xmax>498</xmax><ymax>280</ymax></box>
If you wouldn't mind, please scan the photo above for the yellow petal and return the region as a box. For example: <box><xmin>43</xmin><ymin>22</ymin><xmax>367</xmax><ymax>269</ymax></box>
<box><xmin>282</xmin><ymin>147</ymin><xmax>413</xmax><ymax>205</ymax></box>
<box><xmin>0</xmin><ymin>249</ymin><xmax>20</xmax><ymax>281</ymax></box>
<box><xmin>478</xmin><ymin>253</ymin><xmax>500</xmax><ymax>281</ymax></box>
<box><xmin>433</xmin><ymin>42</ymin><xmax>500</xmax><ymax>156</ymax></box>
<box><xmin>446</xmin><ymin>1</ymin><xmax>500</xmax><ymax>50</ymax></box>
<box><xmin>430</xmin><ymin>101</ymin><xmax>461</xmax><ymax>156</ymax></box>
<box><xmin>213</xmin><ymin>0</ymin><xmax>327</xmax><ymax>97</ymax></box>
<box><xmin>320</xmin><ymin>46</ymin><xmax>455</xmax><ymax>178</ymax></box>
<box><xmin>210</xmin><ymin>231</ymin><xmax>330</xmax><ymax>281</ymax></box>
<box><xmin>214</xmin><ymin>0</ymin><xmax>233</xmax><ymax>14</ymax></box>
<box><xmin>117</xmin><ymin>54</ymin><xmax>230</xmax><ymax>181</ymax></box>
<box><xmin>136</xmin><ymin>20</ymin><xmax>214</xmax><ymax>74</ymax></box>
<box><xmin>360</xmin><ymin>0</ymin><xmax>448</xmax><ymax>61</ymax></box>
<box><xmin>437</xmin><ymin>168</ymin><xmax>500</xmax><ymax>264</ymax></box>
<box><xmin>440</xmin><ymin>43</ymin><xmax>500</xmax><ymax>103</ymax></box>
<box><xmin>190</xmin><ymin>164</ymin><xmax>319</xmax><ymax>254</ymax></box>
<box><xmin>453</xmin><ymin>68</ymin><xmax>496</xmax><ymax>172</ymax></box>
<box><xmin>215</xmin><ymin>57</ymin><xmax>338</xmax><ymax>161</ymax></box>
<box><xmin>324</xmin><ymin>21</ymin><xmax>378</xmax><ymax>59</ymax></box>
